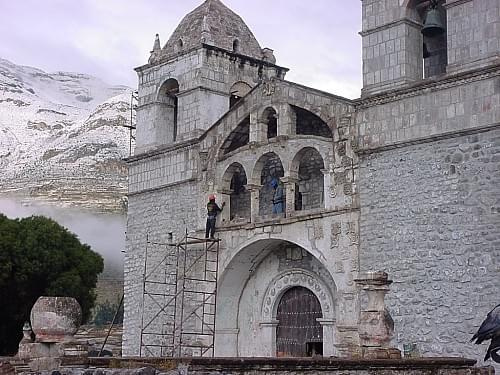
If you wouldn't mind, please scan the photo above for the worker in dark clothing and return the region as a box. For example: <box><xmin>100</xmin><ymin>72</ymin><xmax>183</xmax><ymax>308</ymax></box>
<box><xmin>206</xmin><ymin>194</ymin><xmax>225</xmax><ymax>239</ymax></box>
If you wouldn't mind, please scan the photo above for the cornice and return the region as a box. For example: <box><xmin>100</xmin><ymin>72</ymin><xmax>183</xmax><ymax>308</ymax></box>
<box><xmin>359</xmin><ymin>18</ymin><xmax>422</xmax><ymax>37</ymax></box>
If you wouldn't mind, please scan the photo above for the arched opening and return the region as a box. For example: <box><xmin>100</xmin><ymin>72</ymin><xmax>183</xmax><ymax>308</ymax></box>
<box><xmin>177</xmin><ymin>39</ymin><xmax>183</xmax><ymax>50</ymax></box>
<box><xmin>215</xmin><ymin>238</ymin><xmax>337</xmax><ymax>357</ymax></box>
<box><xmin>408</xmin><ymin>0</ymin><xmax>447</xmax><ymax>78</ymax></box>
<box><xmin>220</xmin><ymin>116</ymin><xmax>250</xmax><ymax>155</ymax></box>
<box><xmin>256</xmin><ymin>152</ymin><xmax>285</xmax><ymax>217</ymax></box>
<box><xmin>233</xmin><ymin>39</ymin><xmax>240</xmax><ymax>53</ymax></box>
<box><xmin>276</xmin><ymin>286</ymin><xmax>323</xmax><ymax>357</ymax></box>
<box><xmin>262</xmin><ymin>107</ymin><xmax>278</xmax><ymax>139</ymax></box>
<box><xmin>158</xmin><ymin>78</ymin><xmax>179</xmax><ymax>142</ymax></box>
<box><xmin>292</xmin><ymin>148</ymin><xmax>325</xmax><ymax>211</ymax></box>
<box><xmin>293</xmin><ymin>106</ymin><xmax>332</xmax><ymax>138</ymax></box>
<box><xmin>222</xmin><ymin>163</ymin><xmax>250</xmax><ymax>221</ymax></box>
<box><xmin>230</xmin><ymin>81</ymin><xmax>252</xmax><ymax>108</ymax></box>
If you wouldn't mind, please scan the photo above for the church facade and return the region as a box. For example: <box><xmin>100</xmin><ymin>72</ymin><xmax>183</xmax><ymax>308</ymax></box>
<box><xmin>123</xmin><ymin>0</ymin><xmax>499</xmax><ymax>361</ymax></box>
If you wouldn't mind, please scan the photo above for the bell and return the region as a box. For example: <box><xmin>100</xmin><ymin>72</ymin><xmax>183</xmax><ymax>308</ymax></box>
<box><xmin>421</xmin><ymin>7</ymin><xmax>445</xmax><ymax>37</ymax></box>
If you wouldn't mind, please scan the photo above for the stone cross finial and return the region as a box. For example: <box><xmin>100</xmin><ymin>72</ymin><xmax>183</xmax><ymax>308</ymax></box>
<box><xmin>152</xmin><ymin>34</ymin><xmax>161</xmax><ymax>52</ymax></box>
<box><xmin>149</xmin><ymin>34</ymin><xmax>161</xmax><ymax>63</ymax></box>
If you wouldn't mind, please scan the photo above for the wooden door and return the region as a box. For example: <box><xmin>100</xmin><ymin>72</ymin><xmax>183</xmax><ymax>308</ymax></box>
<box><xmin>276</xmin><ymin>286</ymin><xmax>323</xmax><ymax>357</ymax></box>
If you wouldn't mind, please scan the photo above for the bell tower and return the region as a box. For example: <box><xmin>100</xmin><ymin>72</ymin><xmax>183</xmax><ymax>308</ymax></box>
<box><xmin>134</xmin><ymin>0</ymin><xmax>287</xmax><ymax>154</ymax></box>
<box><xmin>361</xmin><ymin>0</ymin><xmax>499</xmax><ymax>97</ymax></box>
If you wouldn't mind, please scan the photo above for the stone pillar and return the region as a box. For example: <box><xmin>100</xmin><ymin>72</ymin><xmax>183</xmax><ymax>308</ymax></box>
<box><xmin>317</xmin><ymin>318</ymin><xmax>337</xmax><ymax>357</ymax></box>
<box><xmin>281</xmin><ymin>177</ymin><xmax>298</xmax><ymax>217</ymax></box>
<box><xmin>214</xmin><ymin>328</ymin><xmax>239</xmax><ymax>356</ymax></box>
<box><xmin>321</xmin><ymin>168</ymin><xmax>333</xmax><ymax>210</ymax></box>
<box><xmin>246</xmin><ymin>184</ymin><xmax>261</xmax><ymax>223</ymax></box>
<box><xmin>249</xmin><ymin>112</ymin><xmax>266</xmax><ymax>143</ymax></box>
<box><xmin>278</xmin><ymin>104</ymin><xmax>296</xmax><ymax>136</ymax></box>
<box><xmin>218</xmin><ymin>189</ymin><xmax>232</xmax><ymax>225</ymax></box>
<box><xmin>19</xmin><ymin>296</ymin><xmax>87</xmax><ymax>372</ymax></box>
<box><xmin>354</xmin><ymin>271</ymin><xmax>401</xmax><ymax>359</ymax></box>
<box><xmin>259</xmin><ymin>320</ymin><xmax>279</xmax><ymax>356</ymax></box>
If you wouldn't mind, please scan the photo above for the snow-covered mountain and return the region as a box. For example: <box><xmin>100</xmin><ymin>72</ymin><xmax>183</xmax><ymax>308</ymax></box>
<box><xmin>0</xmin><ymin>58</ymin><xmax>134</xmax><ymax>212</ymax></box>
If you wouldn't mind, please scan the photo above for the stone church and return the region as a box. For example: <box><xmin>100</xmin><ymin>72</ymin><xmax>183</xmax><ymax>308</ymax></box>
<box><xmin>123</xmin><ymin>0</ymin><xmax>499</xmax><ymax>362</ymax></box>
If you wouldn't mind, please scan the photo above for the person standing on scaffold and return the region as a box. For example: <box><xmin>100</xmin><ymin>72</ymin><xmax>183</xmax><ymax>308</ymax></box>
<box><xmin>205</xmin><ymin>194</ymin><xmax>225</xmax><ymax>239</ymax></box>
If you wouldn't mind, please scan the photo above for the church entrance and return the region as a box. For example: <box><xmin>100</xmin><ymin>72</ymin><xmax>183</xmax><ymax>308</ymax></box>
<box><xmin>276</xmin><ymin>286</ymin><xmax>323</xmax><ymax>357</ymax></box>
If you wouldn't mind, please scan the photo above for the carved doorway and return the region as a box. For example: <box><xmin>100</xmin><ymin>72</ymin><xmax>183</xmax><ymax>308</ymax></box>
<box><xmin>276</xmin><ymin>286</ymin><xmax>323</xmax><ymax>357</ymax></box>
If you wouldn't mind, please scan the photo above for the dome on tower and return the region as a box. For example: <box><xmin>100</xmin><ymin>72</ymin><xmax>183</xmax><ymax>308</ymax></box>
<box><xmin>162</xmin><ymin>0</ymin><xmax>263</xmax><ymax>60</ymax></box>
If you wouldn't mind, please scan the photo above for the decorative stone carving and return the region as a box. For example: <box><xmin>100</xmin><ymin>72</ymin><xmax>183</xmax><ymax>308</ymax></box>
<box><xmin>30</xmin><ymin>296</ymin><xmax>82</xmax><ymax>343</ymax></box>
<box><xmin>262</xmin><ymin>80</ymin><xmax>276</xmax><ymax>96</ymax></box>
<box><xmin>313</xmin><ymin>220</ymin><xmax>324</xmax><ymax>240</ymax></box>
<box><xmin>261</xmin><ymin>270</ymin><xmax>334</xmax><ymax>320</ymax></box>
<box><xmin>331</xmin><ymin>222</ymin><xmax>341</xmax><ymax>248</ymax></box>
<box><xmin>345</xmin><ymin>221</ymin><xmax>359</xmax><ymax>245</ymax></box>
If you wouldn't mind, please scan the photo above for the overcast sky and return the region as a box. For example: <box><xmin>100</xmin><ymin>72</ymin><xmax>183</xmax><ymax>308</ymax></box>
<box><xmin>0</xmin><ymin>0</ymin><xmax>362</xmax><ymax>98</ymax></box>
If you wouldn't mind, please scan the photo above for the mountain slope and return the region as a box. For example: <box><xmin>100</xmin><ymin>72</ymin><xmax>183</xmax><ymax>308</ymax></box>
<box><xmin>0</xmin><ymin>58</ymin><xmax>133</xmax><ymax>211</ymax></box>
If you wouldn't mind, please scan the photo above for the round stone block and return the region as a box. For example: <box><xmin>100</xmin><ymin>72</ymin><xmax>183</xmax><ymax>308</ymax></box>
<box><xmin>30</xmin><ymin>296</ymin><xmax>82</xmax><ymax>343</ymax></box>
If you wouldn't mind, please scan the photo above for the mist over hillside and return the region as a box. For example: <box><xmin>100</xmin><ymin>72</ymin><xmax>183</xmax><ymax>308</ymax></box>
<box><xmin>0</xmin><ymin>58</ymin><xmax>134</xmax><ymax>282</ymax></box>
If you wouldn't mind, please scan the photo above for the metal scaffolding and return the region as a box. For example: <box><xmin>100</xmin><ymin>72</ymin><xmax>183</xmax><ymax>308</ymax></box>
<box><xmin>140</xmin><ymin>230</ymin><xmax>220</xmax><ymax>357</ymax></box>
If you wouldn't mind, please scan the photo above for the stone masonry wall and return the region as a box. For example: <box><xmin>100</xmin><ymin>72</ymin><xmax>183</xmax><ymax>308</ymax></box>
<box><xmin>123</xmin><ymin>181</ymin><xmax>199</xmax><ymax>356</ymax></box>
<box><xmin>357</xmin><ymin>74</ymin><xmax>500</xmax><ymax>151</ymax></box>
<box><xmin>359</xmin><ymin>128</ymin><xmax>500</xmax><ymax>367</ymax></box>
<box><xmin>447</xmin><ymin>0</ymin><xmax>500</xmax><ymax>73</ymax></box>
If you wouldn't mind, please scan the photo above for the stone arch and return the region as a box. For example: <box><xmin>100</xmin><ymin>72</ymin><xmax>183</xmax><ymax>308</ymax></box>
<box><xmin>221</xmin><ymin>162</ymin><xmax>250</xmax><ymax>221</ymax></box>
<box><xmin>292</xmin><ymin>105</ymin><xmax>332</xmax><ymax>138</ymax></box>
<box><xmin>215</xmin><ymin>237</ymin><xmax>337</xmax><ymax>357</ymax></box>
<box><xmin>290</xmin><ymin>147</ymin><xmax>325</xmax><ymax>211</ymax></box>
<box><xmin>157</xmin><ymin>78</ymin><xmax>180</xmax><ymax>142</ymax></box>
<box><xmin>262</xmin><ymin>269</ymin><xmax>335</xmax><ymax>321</ymax></box>
<box><xmin>220</xmin><ymin>115</ymin><xmax>250</xmax><ymax>155</ymax></box>
<box><xmin>230</xmin><ymin>81</ymin><xmax>252</xmax><ymax>108</ymax></box>
<box><xmin>261</xmin><ymin>106</ymin><xmax>278</xmax><ymax>139</ymax></box>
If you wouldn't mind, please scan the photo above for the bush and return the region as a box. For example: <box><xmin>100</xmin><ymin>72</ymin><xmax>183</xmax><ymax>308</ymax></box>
<box><xmin>0</xmin><ymin>214</ymin><xmax>103</xmax><ymax>355</ymax></box>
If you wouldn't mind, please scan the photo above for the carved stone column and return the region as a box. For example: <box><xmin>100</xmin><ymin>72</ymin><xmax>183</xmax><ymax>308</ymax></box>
<box><xmin>246</xmin><ymin>183</ymin><xmax>262</xmax><ymax>223</ymax></box>
<box><xmin>280</xmin><ymin>177</ymin><xmax>298</xmax><ymax>217</ymax></box>
<box><xmin>354</xmin><ymin>271</ymin><xmax>401</xmax><ymax>359</ymax></box>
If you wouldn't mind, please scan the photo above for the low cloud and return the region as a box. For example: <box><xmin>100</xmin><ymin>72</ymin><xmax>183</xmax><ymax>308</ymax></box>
<box><xmin>0</xmin><ymin>198</ymin><xmax>125</xmax><ymax>278</ymax></box>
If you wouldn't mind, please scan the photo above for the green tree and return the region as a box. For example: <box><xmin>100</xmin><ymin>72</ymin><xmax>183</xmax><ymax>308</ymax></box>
<box><xmin>0</xmin><ymin>214</ymin><xmax>103</xmax><ymax>355</ymax></box>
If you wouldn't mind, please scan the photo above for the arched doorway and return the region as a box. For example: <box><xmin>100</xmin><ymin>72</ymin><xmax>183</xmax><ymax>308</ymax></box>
<box><xmin>276</xmin><ymin>286</ymin><xmax>323</xmax><ymax>357</ymax></box>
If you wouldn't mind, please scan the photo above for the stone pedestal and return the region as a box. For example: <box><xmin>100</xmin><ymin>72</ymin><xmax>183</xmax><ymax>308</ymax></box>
<box><xmin>355</xmin><ymin>271</ymin><xmax>401</xmax><ymax>359</ymax></box>
<box><xmin>246</xmin><ymin>184</ymin><xmax>262</xmax><ymax>223</ymax></box>
<box><xmin>18</xmin><ymin>296</ymin><xmax>86</xmax><ymax>372</ymax></box>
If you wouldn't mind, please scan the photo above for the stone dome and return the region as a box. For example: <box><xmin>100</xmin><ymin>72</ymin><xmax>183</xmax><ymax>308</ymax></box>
<box><xmin>163</xmin><ymin>0</ymin><xmax>263</xmax><ymax>59</ymax></box>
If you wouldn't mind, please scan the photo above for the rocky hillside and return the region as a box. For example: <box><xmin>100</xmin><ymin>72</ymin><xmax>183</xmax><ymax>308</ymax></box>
<box><xmin>0</xmin><ymin>58</ymin><xmax>133</xmax><ymax>212</ymax></box>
